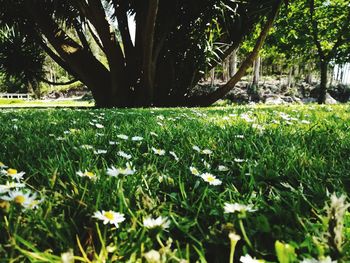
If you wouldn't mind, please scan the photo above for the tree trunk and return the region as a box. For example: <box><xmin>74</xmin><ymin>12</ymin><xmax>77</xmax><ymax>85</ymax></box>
<box><xmin>318</xmin><ymin>61</ymin><xmax>328</xmax><ymax>104</ymax></box>
<box><xmin>287</xmin><ymin>66</ymin><xmax>293</xmax><ymax>88</ymax></box>
<box><xmin>252</xmin><ymin>56</ymin><xmax>260</xmax><ymax>85</ymax></box>
<box><xmin>210</xmin><ymin>68</ymin><xmax>215</xmax><ymax>87</ymax></box>
<box><xmin>229</xmin><ymin>49</ymin><xmax>237</xmax><ymax>77</ymax></box>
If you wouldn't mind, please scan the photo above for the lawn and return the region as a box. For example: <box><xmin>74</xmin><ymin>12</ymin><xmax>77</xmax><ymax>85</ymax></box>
<box><xmin>0</xmin><ymin>98</ymin><xmax>93</xmax><ymax>108</ymax></box>
<box><xmin>0</xmin><ymin>104</ymin><xmax>349</xmax><ymax>262</ymax></box>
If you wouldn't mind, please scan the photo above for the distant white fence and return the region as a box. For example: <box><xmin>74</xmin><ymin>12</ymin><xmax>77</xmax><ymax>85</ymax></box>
<box><xmin>0</xmin><ymin>93</ymin><xmax>31</xmax><ymax>100</ymax></box>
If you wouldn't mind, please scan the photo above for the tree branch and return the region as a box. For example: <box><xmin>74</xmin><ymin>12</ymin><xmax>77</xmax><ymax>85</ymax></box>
<box><xmin>187</xmin><ymin>0</ymin><xmax>283</xmax><ymax>106</ymax></box>
<box><xmin>309</xmin><ymin>0</ymin><xmax>325</xmax><ymax>61</ymax></box>
<box><xmin>36</xmin><ymin>76</ymin><xmax>78</xmax><ymax>86</ymax></box>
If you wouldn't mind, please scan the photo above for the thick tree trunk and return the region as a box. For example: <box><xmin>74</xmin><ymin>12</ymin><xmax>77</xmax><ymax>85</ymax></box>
<box><xmin>318</xmin><ymin>61</ymin><xmax>328</xmax><ymax>104</ymax></box>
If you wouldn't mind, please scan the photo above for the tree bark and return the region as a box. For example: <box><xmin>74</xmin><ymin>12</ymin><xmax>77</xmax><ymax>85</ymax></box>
<box><xmin>229</xmin><ymin>49</ymin><xmax>237</xmax><ymax>77</ymax></box>
<box><xmin>318</xmin><ymin>61</ymin><xmax>328</xmax><ymax>104</ymax></box>
<box><xmin>252</xmin><ymin>56</ymin><xmax>260</xmax><ymax>86</ymax></box>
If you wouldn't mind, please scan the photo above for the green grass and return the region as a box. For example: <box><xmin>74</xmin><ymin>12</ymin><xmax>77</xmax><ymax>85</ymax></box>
<box><xmin>0</xmin><ymin>98</ymin><xmax>93</xmax><ymax>107</ymax></box>
<box><xmin>0</xmin><ymin>104</ymin><xmax>350</xmax><ymax>262</ymax></box>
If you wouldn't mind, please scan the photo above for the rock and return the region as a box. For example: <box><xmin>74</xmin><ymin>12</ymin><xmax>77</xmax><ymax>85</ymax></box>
<box><xmin>325</xmin><ymin>93</ymin><xmax>338</xmax><ymax>104</ymax></box>
<box><xmin>302</xmin><ymin>97</ymin><xmax>317</xmax><ymax>104</ymax></box>
<box><xmin>265</xmin><ymin>96</ymin><xmax>286</xmax><ymax>105</ymax></box>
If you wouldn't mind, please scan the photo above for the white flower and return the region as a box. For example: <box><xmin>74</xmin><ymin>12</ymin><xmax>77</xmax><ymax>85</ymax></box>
<box><xmin>203</xmin><ymin>160</ymin><xmax>211</xmax><ymax>169</ymax></box>
<box><xmin>200</xmin><ymin>173</ymin><xmax>222</xmax><ymax>185</ymax></box>
<box><xmin>202</xmin><ymin>149</ymin><xmax>213</xmax><ymax>155</ymax></box>
<box><xmin>229</xmin><ymin>232</ymin><xmax>241</xmax><ymax>242</ymax></box>
<box><xmin>240</xmin><ymin>114</ymin><xmax>254</xmax><ymax>123</ymax></box>
<box><xmin>218</xmin><ymin>165</ymin><xmax>229</xmax><ymax>171</ymax></box>
<box><xmin>240</xmin><ymin>254</ymin><xmax>264</xmax><ymax>263</ymax></box>
<box><xmin>157</xmin><ymin>115</ymin><xmax>165</xmax><ymax>120</ymax></box>
<box><xmin>109</xmin><ymin>141</ymin><xmax>119</xmax><ymax>145</ymax></box>
<box><xmin>95</xmin><ymin>123</ymin><xmax>104</xmax><ymax>129</ymax></box>
<box><xmin>300</xmin><ymin>256</ymin><xmax>336</xmax><ymax>263</ymax></box>
<box><xmin>0</xmin><ymin>182</ymin><xmax>26</xmax><ymax>194</ymax></box>
<box><xmin>131</xmin><ymin>136</ymin><xmax>143</xmax><ymax>141</ymax></box>
<box><xmin>301</xmin><ymin>120</ymin><xmax>311</xmax><ymax>124</ymax></box>
<box><xmin>144</xmin><ymin>250</ymin><xmax>161</xmax><ymax>263</ymax></box>
<box><xmin>106</xmin><ymin>166</ymin><xmax>120</xmax><ymax>177</ymax></box>
<box><xmin>76</xmin><ymin>170</ymin><xmax>97</xmax><ymax>180</ymax></box>
<box><xmin>61</xmin><ymin>249</ymin><xmax>74</xmax><ymax>263</ymax></box>
<box><xmin>80</xmin><ymin>144</ymin><xmax>94</xmax><ymax>150</ymax></box>
<box><xmin>192</xmin><ymin>145</ymin><xmax>201</xmax><ymax>152</ymax></box>
<box><xmin>1</xmin><ymin>190</ymin><xmax>43</xmax><ymax>209</ymax></box>
<box><xmin>152</xmin><ymin>147</ymin><xmax>166</xmax><ymax>156</ymax></box>
<box><xmin>234</xmin><ymin>158</ymin><xmax>246</xmax><ymax>163</ymax></box>
<box><xmin>93</xmin><ymin>210</ymin><xmax>125</xmax><ymax>227</ymax></box>
<box><xmin>117</xmin><ymin>134</ymin><xmax>129</xmax><ymax>140</ymax></box>
<box><xmin>143</xmin><ymin>216</ymin><xmax>170</xmax><ymax>230</ymax></box>
<box><xmin>2</xmin><ymin>168</ymin><xmax>25</xmax><ymax>181</ymax></box>
<box><xmin>118</xmin><ymin>151</ymin><xmax>132</xmax><ymax>160</ymax></box>
<box><xmin>94</xmin><ymin>149</ymin><xmax>107</xmax><ymax>155</ymax></box>
<box><xmin>169</xmin><ymin>151</ymin><xmax>179</xmax><ymax>161</ymax></box>
<box><xmin>224</xmin><ymin>203</ymin><xmax>256</xmax><ymax>213</ymax></box>
<box><xmin>235</xmin><ymin>135</ymin><xmax>244</xmax><ymax>139</ymax></box>
<box><xmin>190</xmin><ymin>166</ymin><xmax>200</xmax><ymax>176</ymax></box>
<box><xmin>106</xmin><ymin>163</ymin><xmax>136</xmax><ymax>177</ymax></box>
<box><xmin>0</xmin><ymin>162</ymin><xmax>7</xmax><ymax>169</ymax></box>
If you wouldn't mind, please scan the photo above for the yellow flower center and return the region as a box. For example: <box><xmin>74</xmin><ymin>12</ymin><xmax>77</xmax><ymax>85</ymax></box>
<box><xmin>206</xmin><ymin>176</ymin><xmax>215</xmax><ymax>182</ymax></box>
<box><xmin>14</xmin><ymin>195</ymin><xmax>26</xmax><ymax>204</ymax></box>
<box><xmin>104</xmin><ymin>211</ymin><xmax>114</xmax><ymax>220</ymax></box>
<box><xmin>7</xmin><ymin>168</ymin><xmax>17</xmax><ymax>175</ymax></box>
<box><xmin>85</xmin><ymin>172</ymin><xmax>94</xmax><ymax>178</ymax></box>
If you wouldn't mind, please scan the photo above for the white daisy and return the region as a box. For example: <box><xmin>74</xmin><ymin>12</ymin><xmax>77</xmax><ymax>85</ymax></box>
<box><xmin>118</xmin><ymin>151</ymin><xmax>132</xmax><ymax>160</ymax></box>
<box><xmin>93</xmin><ymin>210</ymin><xmax>125</xmax><ymax>227</ymax></box>
<box><xmin>143</xmin><ymin>216</ymin><xmax>170</xmax><ymax>230</ymax></box>
<box><xmin>200</xmin><ymin>173</ymin><xmax>222</xmax><ymax>185</ymax></box>
<box><xmin>190</xmin><ymin>166</ymin><xmax>200</xmax><ymax>176</ymax></box>
<box><xmin>80</xmin><ymin>144</ymin><xmax>94</xmax><ymax>150</ymax></box>
<box><xmin>300</xmin><ymin>256</ymin><xmax>336</xmax><ymax>263</ymax></box>
<box><xmin>152</xmin><ymin>147</ymin><xmax>166</xmax><ymax>156</ymax></box>
<box><xmin>95</xmin><ymin>123</ymin><xmax>104</xmax><ymax>129</ymax></box>
<box><xmin>218</xmin><ymin>165</ymin><xmax>229</xmax><ymax>171</ymax></box>
<box><xmin>117</xmin><ymin>134</ymin><xmax>129</xmax><ymax>140</ymax></box>
<box><xmin>109</xmin><ymin>141</ymin><xmax>119</xmax><ymax>145</ymax></box>
<box><xmin>3</xmin><ymin>168</ymin><xmax>25</xmax><ymax>181</ymax></box>
<box><xmin>150</xmin><ymin>132</ymin><xmax>158</xmax><ymax>137</ymax></box>
<box><xmin>94</xmin><ymin>149</ymin><xmax>107</xmax><ymax>154</ymax></box>
<box><xmin>0</xmin><ymin>182</ymin><xmax>26</xmax><ymax>194</ymax></box>
<box><xmin>106</xmin><ymin>163</ymin><xmax>136</xmax><ymax>177</ymax></box>
<box><xmin>169</xmin><ymin>151</ymin><xmax>179</xmax><ymax>161</ymax></box>
<box><xmin>192</xmin><ymin>145</ymin><xmax>201</xmax><ymax>152</ymax></box>
<box><xmin>131</xmin><ymin>136</ymin><xmax>143</xmax><ymax>141</ymax></box>
<box><xmin>76</xmin><ymin>170</ymin><xmax>97</xmax><ymax>180</ymax></box>
<box><xmin>234</xmin><ymin>158</ymin><xmax>246</xmax><ymax>163</ymax></box>
<box><xmin>224</xmin><ymin>203</ymin><xmax>256</xmax><ymax>213</ymax></box>
<box><xmin>1</xmin><ymin>190</ymin><xmax>43</xmax><ymax>209</ymax></box>
<box><xmin>144</xmin><ymin>250</ymin><xmax>161</xmax><ymax>263</ymax></box>
<box><xmin>202</xmin><ymin>149</ymin><xmax>213</xmax><ymax>155</ymax></box>
<box><xmin>240</xmin><ymin>254</ymin><xmax>264</xmax><ymax>263</ymax></box>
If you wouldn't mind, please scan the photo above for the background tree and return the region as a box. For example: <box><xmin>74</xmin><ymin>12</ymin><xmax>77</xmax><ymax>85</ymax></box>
<box><xmin>264</xmin><ymin>0</ymin><xmax>350</xmax><ymax>103</ymax></box>
<box><xmin>0</xmin><ymin>0</ymin><xmax>282</xmax><ymax>107</ymax></box>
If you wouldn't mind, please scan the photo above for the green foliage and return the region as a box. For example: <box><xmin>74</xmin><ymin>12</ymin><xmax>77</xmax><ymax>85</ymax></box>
<box><xmin>0</xmin><ymin>105</ymin><xmax>349</xmax><ymax>262</ymax></box>
<box><xmin>0</xmin><ymin>26</ymin><xmax>45</xmax><ymax>89</ymax></box>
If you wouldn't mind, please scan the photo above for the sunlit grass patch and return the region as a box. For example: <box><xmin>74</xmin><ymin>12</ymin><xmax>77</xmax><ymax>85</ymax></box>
<box><xmin>0</xmin><ymin>104</ymin><xmax>349</xmax><ymax>262</ymax></box>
